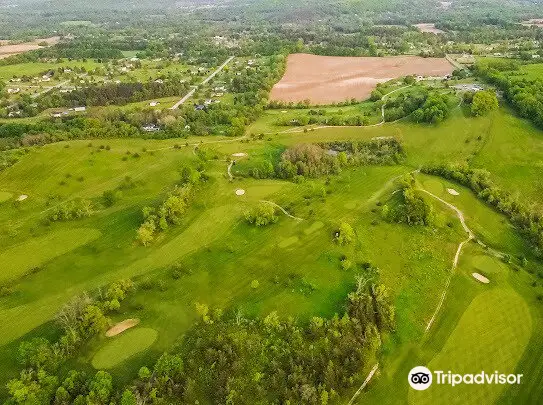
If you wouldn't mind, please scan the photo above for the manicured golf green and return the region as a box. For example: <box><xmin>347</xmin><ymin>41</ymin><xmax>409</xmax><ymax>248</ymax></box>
<box><xmin>91</xmin><ymin>328</ymin><xmax>158</xmax><ymax>369</ymax></box>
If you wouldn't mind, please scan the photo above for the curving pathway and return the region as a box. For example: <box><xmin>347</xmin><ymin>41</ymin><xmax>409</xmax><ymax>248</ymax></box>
<box><xmin>259</xmin><ymin>200</ymin><xmax>303</xmax><ymax>221</ymax></box>
<box><xmin>417</xmin><ymin>188</ymin><xmax>474</xmax><ymax>332</ymax></box>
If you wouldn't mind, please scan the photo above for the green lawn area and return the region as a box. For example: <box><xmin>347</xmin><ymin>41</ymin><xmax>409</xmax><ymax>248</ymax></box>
<box><xmin>410</xmin><ymin>288</ymin><xmax>532</xmax><ymax>405</ymax></box>
<box><xmin>0</xmin><ymin>61</ymin><xmax>103</xmax><ymax>80</ymax></box>
<box><xmin>91</xmin><ymin>328</ymin><xmax>158</xmax><ymax>369</ymax></box>
<box><xmin>1</xmin><ymin>101</ymin><xmax>543</xmax><ymax>403</ymax></box>
<box><xmin>0</xmin><ymin>191</ymin><xmax>12</xmax><ymax>203</ymax></box>
<box><xmin>0</xmin><ymin>228</ymin><xmax>101</xmax><ymax>284</ymax></box>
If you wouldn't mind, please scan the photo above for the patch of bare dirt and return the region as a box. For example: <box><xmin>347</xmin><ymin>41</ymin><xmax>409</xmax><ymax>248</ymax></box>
<box><xmin>270</xmin><ymin>53</ymin><xmax>453</xmax><ymax>105</ymax></box>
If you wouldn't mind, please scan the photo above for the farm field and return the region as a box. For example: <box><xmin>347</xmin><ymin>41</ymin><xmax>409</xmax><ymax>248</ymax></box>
<box><xmin>0</xmin><ymin>36</ymin><xmax>59</xmax><ymax>59</ymax></box>
<box><xmin>269</xmin><ymin>53</ymin><xmax>454</xmax><ymax>104</ymax></box>
<box><xmin>414</xmin><ymin>23</ymin><xmax>445</xmax><ymax>34</ymax></box>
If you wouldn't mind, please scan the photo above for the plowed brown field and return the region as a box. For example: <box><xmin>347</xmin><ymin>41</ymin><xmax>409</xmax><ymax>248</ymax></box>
<box><xmin>270</xmin><ymin>53</ymin><xmax>454</xmax><ymax>105</ymax></box>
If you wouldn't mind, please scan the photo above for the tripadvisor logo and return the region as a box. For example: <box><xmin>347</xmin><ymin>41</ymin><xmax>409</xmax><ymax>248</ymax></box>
<box><xmin>408</xmin><ymin>366</ymin><xmax>523</xmax><ymax>391</ymax></box>
<box><xmin>408</xmin><ymin>366</ymin><xmax>433</xmax><ymax>390</ymax></box>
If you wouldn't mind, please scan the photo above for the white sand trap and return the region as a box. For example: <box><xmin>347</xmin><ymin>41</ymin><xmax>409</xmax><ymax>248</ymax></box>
<box><xmin>17</xmin><ymin>194</ymin><xmax>28</xmax><ymax>201</ymax></box>
<box><xmin>232</xmin><ymin>152</ymin><xmax>248</xmax><ymax>157</ymax></box>
<box><xmin>106</xmin><ymin>318</ymin><xmax>140</xmax><ymax>337</ymax></box>
<box><xmin>281</xmin><ymin>110</ymin><xmax>288</xmax><ymax>113</ymax></box>
<box><xmin>472</xmin><ymin>272</ymin><xmax>490</xmax><ymax>284</ymax></box>
<box><xmin>447</xmin><ymin>188</ymin><xmax>459</xmax><ymax>196</ymax></box>
<box><xmin>235</xmin><ymin>189</ymin><xmax>246</xmax><ymax>196</ymax></box>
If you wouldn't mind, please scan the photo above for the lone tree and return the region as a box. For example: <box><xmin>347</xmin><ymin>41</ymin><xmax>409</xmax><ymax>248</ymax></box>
<box><xmin>245</xmin><ymin>202</ymin><xmax>278</xmax><ymax>226</ymax></box>
<box><xmin>471</xmin><ymin>90</ymin><xmax>498</xmax><ymax>116</ymax></box>
<box><xmin>335</xmin><ymin>222</ymin><xmax>355</xmax><ymax>245</ymax></box>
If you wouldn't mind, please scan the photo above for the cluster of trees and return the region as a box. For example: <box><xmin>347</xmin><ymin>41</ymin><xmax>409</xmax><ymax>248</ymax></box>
<box><xmin>0</xmin><ymin>38</ymin><xmax>124</xmax><ymax>66</ymax></box>
<box><xmin>411</xmin><ymin>93</ymin><xmax>453</xmax><ymax>124</ymax></box>
<box><xmin>244</xmin><ymin>202</ymin><xmax>278</xmax><ymax>226</ymax></box>
<box><xmin>277</xmin><ymin>143</ymin><xmax>341</xmax><ymax>179</ymax></box>
<box><xmin>475</xmin><ymin>61</ymin><xmax>543</xmax><ymax>128</ymax></box>
<box><xmin>47</xmin><ymin>199</ymin><xmax>94</xmax><ymax>222</ymax></box>
<box><xmin>0</xmin><ymin>149</ymin><xmax>26</xmax><ymax>171</ymax></box>
<box><xmin>383</xmin><ymin>89</ymin><xmax>428</xmax><ymax>122</ymax></box>
<box><xmin>273</xmin><ymin>139</ymin><xmax>404</xmax><ymax>181</ymax></box>
<box><xmin>39</xmin><ymin>77</ymin><xmax>190</xmax><ymax>109</ymax></box>
<box><xmin>119</xmin><ymin>276</ymin><xmax>394</xmax><ymax>404</ymax></box>
<box><xmin>382</xmin><ymin>174</ymin><xmax>434</xmax><ymax>226</ymax></box>
<box><xmin>463</xmin><ymin>90</ymin><xmax>499</xmax><ymax>116</ymax></box>
<box><xmin>137</xmin><ymin>183</ymin><xmax>195</xmax><ymax>246</ymax></box>
<box><xmin>317</xmin><ymin>139</ymin><xmax>405</xmax><ymax>166</ymax></box>
<box><xmin>421</xmin><ymin>163</ymin><xmax>543</xmax><ymax>257</ymax></box>
<box><xmin>6</xmin><ymin>280</ymin><xmax>134</xmax><ymax>405</ymax></box>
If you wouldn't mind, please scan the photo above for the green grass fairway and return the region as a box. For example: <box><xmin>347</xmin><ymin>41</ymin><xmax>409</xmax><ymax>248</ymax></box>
<box><xmin>469</xmin><ymin>255</ymin><xmax>507</xmax><ymax>275</ymax></box>
<box><xmin>91</xmin><ymin>328</ymin><xmax>158</xmax><ymax>369</ymax></box>
<box><xmin>410</xmin><ymin>288</ymin><xmax>532</xmax><ymax>405</ymax></box>
<box><xmin>0</xmin><ymin>192</ymin><xmax>12</xmax><ymax>204</ymax></box>
<box><xmin>0</xmin><ymin>228</ymin><xmax>101</xmax><ymax>284</ymax></box>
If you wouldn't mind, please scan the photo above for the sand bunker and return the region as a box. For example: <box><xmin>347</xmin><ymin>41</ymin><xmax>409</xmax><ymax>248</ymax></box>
<box><xmin>447</xmin><ymin>188</ymin><xmax>459</xmax><ymax>196</ymax></box>
<box><xmin>472</xmin><ymin>273</ymin><xmax>490</xmax><ymax>284</ymax></box>
<box><xmin>270</xmin><ymin>53</ymin><xmax>453</xmax><ymax>104</ymax></box>
<box><xmin>17</xmin><ymin>195</ymin><xmax>28</xmax><ymax>201</ymax></box>
<box><xmin>232</xmin><ymin>152</ymin><xmax>248</xmax><ymax>157</ymax></box>
<box><xmin>106</xmin><ymin>318</ymin><xmax>140</xmax><ymax>337</ymax></box>
<box><xmin>235</xmin><ymin>189</ymin><xmax>246</xmax><ymax>196</ymax></box>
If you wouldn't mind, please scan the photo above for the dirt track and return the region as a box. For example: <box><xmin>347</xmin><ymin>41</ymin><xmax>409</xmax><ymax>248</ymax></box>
<box><xmin>270</xmin><ymin>53</ymin><xmax>454</xmax><ymax>105</ymax></box>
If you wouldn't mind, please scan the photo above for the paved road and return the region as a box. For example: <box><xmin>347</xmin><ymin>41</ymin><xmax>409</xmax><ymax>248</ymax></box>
<box><xmin>31</xmin><ymin>80</ymin><xmax>70</xmax><ymax>99</ymax></box>
<box><xmin>170</xmin><ymin>56</ymin><xmax>235</xmax><ymax>110</ymax></box>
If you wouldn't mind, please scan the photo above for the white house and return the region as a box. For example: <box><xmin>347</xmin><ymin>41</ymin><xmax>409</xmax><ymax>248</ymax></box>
<box><xmin>142</xmin><ymin>124</ymin><xmax>160</xmax><ymax>132</ymax></box>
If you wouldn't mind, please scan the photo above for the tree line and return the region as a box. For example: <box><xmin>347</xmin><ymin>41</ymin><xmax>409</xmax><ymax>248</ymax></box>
<box><xmin>421</xmin><ymin>163</ymin><xmax>543</xmax><ymax>258</ymax></box>
<box><xmin>475</xmin><ymin>60</ymin><xmax>543</xmax><ymax>128</ymax></box>
<box><xmin>38</xmin><ymin>78</ymin><xmax>191</xmax><ymax>109</ymax></box>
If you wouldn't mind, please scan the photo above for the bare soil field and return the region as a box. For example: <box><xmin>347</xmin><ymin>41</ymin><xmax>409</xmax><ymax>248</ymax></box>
<box><xmin>414</xmin><ymin>23</ymin><xmax>446</xmax><ymax>34</ymax></box>
<box><xmin>0</xmin><ymin>36</ymin><xmax>60</xmax><ymax>59</ymax></box>
<box><xmin>521</xmin><ymin>19</ymin><xmax>543</xmax><ymax>27</ymax></box>
<box><xmin>270</xmin><ymin>53</ymin><xmax>454</xmax><ymax>105</ymax></box>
